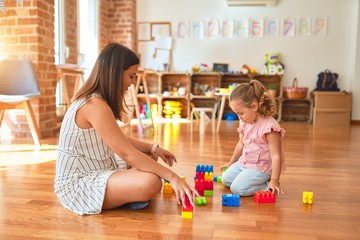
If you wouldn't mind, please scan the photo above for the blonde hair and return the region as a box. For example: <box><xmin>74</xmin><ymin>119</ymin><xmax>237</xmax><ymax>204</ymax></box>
<box><xmin>229</xmin><ymin>79</ymin><xmax>276</xmax><ymax>117</ymax></box>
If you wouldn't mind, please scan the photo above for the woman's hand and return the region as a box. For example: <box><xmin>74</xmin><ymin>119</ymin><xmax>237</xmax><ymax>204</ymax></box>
<box><xmin>155</xmin><ymin>147</ymin><xmax>177</xmax><ymax>167</ymax></box>
<box><xmin>170</xmin><ymin>175</ymin><xmax>200</xmax><ymax>207</ymax></box>
<box><xmin>267</xmin><ymin>179</ymin><xmax>284</xmax><ymax>195</ymax></box>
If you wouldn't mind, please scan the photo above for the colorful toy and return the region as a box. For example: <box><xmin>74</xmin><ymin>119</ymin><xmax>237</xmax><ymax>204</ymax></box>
<box><xmin>163</xmin><ymin>182</ymin><xmax>173</xmax><ymax>194</ymax></box>
<box><xmin>261</xmin><ymin>51</ymin><xmax>284</xmax><ymax>75</ymax></box>
<box><xmin>181</xmin><ymin>195</ymin><xmax>193</xmax><ymax>219</ymax></box>
<box><xmin>254</xmin><ymin>191</ymin><xmax>276</xmax><ymax>204</ymax></box>
<box><xmin>194</xmin><ymin>164</ymin><xmax>214</xmax><ymax>197</ymax></box>
<box><xmin>195</xmin><ymin>197</ymin><xmax>207</xmax><ymax>206</ymax></box>
<box><xmin>222</xmin><ymin>194</ymin><xmax>240</xmax><ymax>207</ymax></box>
<box><xmin>302</xmin><ymin>191</ymin><xmax>314</xmax><ymax>204</ymax></box>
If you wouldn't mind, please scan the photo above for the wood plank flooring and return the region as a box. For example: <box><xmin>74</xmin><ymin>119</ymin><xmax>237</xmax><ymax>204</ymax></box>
<box><xmin>0</xmin><ymin>121</ymin><xmax>360</xmax><ymax>239</ymax></box>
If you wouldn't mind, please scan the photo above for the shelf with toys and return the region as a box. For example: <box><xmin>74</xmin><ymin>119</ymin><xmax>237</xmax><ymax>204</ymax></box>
<box><xmin>136</xmin><ymin>70</ymin><xmax>283</xmax><ymax>121</ymax></box>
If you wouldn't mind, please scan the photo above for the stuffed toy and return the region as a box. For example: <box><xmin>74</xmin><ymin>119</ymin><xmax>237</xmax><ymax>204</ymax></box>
<box><xmin>261</xmin><ymin>52</ymin><xmax>284</xmax><ymax>75</ymax></box>
<box><xmin>240</xmin><ymin>64</ymin><xmax>257</xmax><ymax>74</ymax></box>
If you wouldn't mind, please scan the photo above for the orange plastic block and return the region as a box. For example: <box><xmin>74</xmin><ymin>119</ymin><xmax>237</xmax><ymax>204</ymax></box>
<box><xmin>254</xmin><ymin>191</ymin><xmax>276</xmax><ymax>204</ymax></box>
<box><xmin>302</xmin><ymin>191</ymin><xmax>314</xmax><ymax>204</ymax></box>
<box><xmin>163</xmin><ymin>182</ymin><xmax>173</xmax><ymax>194</ymax></box>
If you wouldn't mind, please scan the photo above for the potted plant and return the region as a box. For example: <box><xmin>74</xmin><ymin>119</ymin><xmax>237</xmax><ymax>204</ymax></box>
<box><xmin>267</xmin><ymin>84</ymin><xmax>278</xmax><ymax>99</ymax></box>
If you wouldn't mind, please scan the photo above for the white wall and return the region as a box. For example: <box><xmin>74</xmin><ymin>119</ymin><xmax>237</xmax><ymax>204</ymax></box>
<box><xmin>137</xmin><ymin>0</ymin><xmax>360</xmax><ymax>120</ymax></box>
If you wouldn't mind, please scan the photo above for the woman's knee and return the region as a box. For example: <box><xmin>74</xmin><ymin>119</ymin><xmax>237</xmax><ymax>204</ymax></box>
<box><xmin>141</xmin><ymin>173</ymin><xmax>162</xmax><ymax>199</ymax></box>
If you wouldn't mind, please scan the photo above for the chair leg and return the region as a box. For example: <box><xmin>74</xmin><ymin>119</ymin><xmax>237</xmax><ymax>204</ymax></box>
<box><xmin>190</xmin><ymin>110</ymin><xmax>194</xmax><ymax>132</ymax></box>
<box><xmin>211</xmin><ymin>110</ymin><xmax>215</xmax><ymax>132</ymax></box>
<box><xmin>0</xmin><ymin>109</ymin><xmax>4</xmax><ymax>128</ymax></box>
<box><xmin>23</xmin><ymin>101</ymin><xmax>41</xmax><ymax>146</ymax></box>
<box><xmin>199</xmin><ymin>111</ymin><xmax>205</xmax><ymax>134</ymax></box>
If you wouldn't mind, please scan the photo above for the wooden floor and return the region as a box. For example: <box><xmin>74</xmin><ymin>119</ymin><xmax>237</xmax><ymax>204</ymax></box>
<box><xmin>1</xmin><ymin>121</ymin><xmax>360</xmax><ymax>240</ymax></box>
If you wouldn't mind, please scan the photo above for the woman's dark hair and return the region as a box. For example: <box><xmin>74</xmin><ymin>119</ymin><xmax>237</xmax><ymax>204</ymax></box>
<box><xmin>229</xmin><ymin>79</ymin><xmax>276</xmax><ymax>117</ymax></box>
<box><xmin>72</xmin><ymin>43</ymin><xmax>139</xmax><ymax>120</ymax></box>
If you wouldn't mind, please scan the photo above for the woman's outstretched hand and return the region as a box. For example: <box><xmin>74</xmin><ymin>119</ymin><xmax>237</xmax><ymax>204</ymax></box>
<box><xmin>170</xmin><ymin>175</ymin><xmax>200</xmax><ymax>207</ymax></box>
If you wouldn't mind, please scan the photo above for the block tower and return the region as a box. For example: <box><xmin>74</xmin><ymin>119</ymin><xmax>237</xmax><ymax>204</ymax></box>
<box><xmin>195</xmin><ymin>164</ymin><xmax>214</xmax><ymax>196</ymax></box>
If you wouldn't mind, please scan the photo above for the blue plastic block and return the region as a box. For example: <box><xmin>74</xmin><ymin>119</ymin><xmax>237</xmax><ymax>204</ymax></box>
<box><xmin>222</xmin><ymin>194</ymin><xmax>240</xmax><ymax>207</ymax></box>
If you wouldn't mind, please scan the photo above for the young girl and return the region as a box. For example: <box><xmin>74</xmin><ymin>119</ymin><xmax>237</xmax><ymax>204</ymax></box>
<box><xmin>220</xmin><ymin>80</ymin><xmax>286</xmax><ymax>196</ymax></box>
<box><xmin>54</xmin><ymin>43</ymin><xmax>199</xmax><ymax>215</ymax></box>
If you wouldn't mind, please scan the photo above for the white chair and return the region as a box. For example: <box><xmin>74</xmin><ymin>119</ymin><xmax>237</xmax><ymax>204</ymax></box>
<box><xmin>0</xmin><ymin>59</ymin><xmax>41</xmax><ymax>145</ymax></box>
<box><xmin>190</xmin><ymin>107</ymin><xmax>216</xmax><ymax>134</ymax></box>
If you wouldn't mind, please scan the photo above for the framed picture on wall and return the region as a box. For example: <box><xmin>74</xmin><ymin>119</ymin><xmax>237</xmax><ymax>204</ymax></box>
<box><xmin>151</xmin><ymin>22</ymin><xmax>171</xmax><ymax>40</ymax></box>
<box><xmin>137</xmin><ymin>22</ymin><xmax>151</xmax><ymax>41</ymax></box>
<box><xmin>213</xmin><ymin>63</ymin><xmax>229</xmax><ymax>73</ymax></box>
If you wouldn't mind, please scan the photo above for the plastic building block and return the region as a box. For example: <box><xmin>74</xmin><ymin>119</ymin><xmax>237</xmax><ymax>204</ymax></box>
<box><xmin>302</xmin><ymin>191</ymin><xmax>314</xmax><ymax>204</ymax></box>
<box><xmin>222</xmin><ymin>194</ymin><xmax>240</xmax><ymax>207</ymax></box>
<box><xmin>204</xmin><ymin>190</ymin><xmax>213</xmax><ymax>196</ymax></box>
<box><xmin>195</xmin><ymin>197</ymin><xmax>207</xmax><ymax>205</ymax></box>
<box><xmin>254</xmin><ymin>191</ymin><xmax>276</xmax><ymax>204</ymax></box>
<box><xmin>181</xmin><ymin>195</ymin><xmax>193</xmax><ymax>219</ymax></box>
<box><xmin>195</xmin><ymin>179</ymin><xmax>204</xmax><ymax>196</ymax></box>
<box><xmin>181</xmin><ymin>211</ymin><xmax>193</xmax><ymax>219</ymax></box>
<box><xmin>213</xmin><ymin>175</ymin><xmax>222</xmax><ymax>182</ymax></box>
<box><xmin>163</xmin><ymin>182</ymin><xmax>173</xmax><ymax>194</ymax></box>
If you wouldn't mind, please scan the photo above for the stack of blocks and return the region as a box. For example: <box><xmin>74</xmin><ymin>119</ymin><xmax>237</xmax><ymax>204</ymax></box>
<box><xmin>222</xmin><ymin>194</ymin><xmax>240</xmax><ymax>207</ymax></box>
<box><xmin>195</xmin><ymin>164</ymin><xmax>214</xmax><ymax>196</ymax></box>
<box><xmin>254</xmin><ymin>191</ymin><xmax>276</xmax><ymax>204</ymax></box>
<box><xmin>181</xmin><ymin>195</ymin><xmax>193</xmax><ymax>219</ymax></box>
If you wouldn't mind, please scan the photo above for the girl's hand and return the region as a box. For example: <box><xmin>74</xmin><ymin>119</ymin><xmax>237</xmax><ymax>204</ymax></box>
<box><xmin>155</xmin><ymin>147</ymin><xmax>177</xmax><ymax>167</ymax></box>
<box><xmin>267</xmin><ymin>179</ymin><xmax>284</xmax><ymax>195</ymax></box>
<box><xmin>220</xmin><ymin>162</ymin><xmax>232</xmax><ymax>172</ymax></box>
<box><xmin>170</xmin><ymin>175</ymin><xmax>200</xmax><ymax>207</ymax></box>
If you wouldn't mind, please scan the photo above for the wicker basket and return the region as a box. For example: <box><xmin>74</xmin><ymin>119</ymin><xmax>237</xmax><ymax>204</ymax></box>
<box><xmin>283</xmin><ymin>78</ymin><xmax>308</xmax><ymax>99</ymax></box>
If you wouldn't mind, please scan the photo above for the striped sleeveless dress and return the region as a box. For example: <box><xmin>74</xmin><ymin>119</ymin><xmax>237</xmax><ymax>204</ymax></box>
<box><xmin>54</xmin><ymin>95</ymin><xmax>123</xmax><ymax>215</ymax></box>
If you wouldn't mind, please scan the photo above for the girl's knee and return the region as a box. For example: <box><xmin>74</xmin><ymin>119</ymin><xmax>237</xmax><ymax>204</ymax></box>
<box><xmin>221</xmin><ymin>173</ymin><xmax>232</xmax><ymax>187</ymax></box>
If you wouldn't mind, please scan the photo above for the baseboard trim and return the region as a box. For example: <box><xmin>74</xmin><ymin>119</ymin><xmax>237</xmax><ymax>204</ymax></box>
<box><xmin>351</xmin><ymin>120</ymin><xmax>360</xmax><ymax>125</ymax></box>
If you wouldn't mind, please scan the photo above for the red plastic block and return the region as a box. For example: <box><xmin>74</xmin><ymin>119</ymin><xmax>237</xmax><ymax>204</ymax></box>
<box><xmin>254</xmin><ymin>191</ymin><xmax>276</xmax><ymax>204</ymax></box>
<box><xmin>195</xmin><ymin>179</ymin><xmax>204</xmax><ymax>196</ymax></box>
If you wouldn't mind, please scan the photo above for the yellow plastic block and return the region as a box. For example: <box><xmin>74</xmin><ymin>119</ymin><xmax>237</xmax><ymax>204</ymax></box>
<box><xmin>181</xmin><ymin>211</ymin><xmax>193</xmax><ymax>219</ymax></box>
<box><xmin>302</xmin><ymin>191</ymin><xmax>314</xmax><ymax>204</ymax></box>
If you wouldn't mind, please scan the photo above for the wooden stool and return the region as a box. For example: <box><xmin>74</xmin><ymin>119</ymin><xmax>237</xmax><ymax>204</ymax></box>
<box><xmin>190</xmin><ymin>107</ymin><xmax>215</xmax><ymax>134</ymax></box>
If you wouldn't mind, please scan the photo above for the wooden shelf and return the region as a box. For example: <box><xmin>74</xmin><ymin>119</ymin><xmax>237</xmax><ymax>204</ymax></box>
<box><xmin>137</xmin><ymin>71</ymin><xmax>284</xmax><ymax>122</ymax></box>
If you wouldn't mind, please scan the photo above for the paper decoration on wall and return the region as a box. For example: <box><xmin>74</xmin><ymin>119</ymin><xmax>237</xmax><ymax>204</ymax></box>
<box><xmin>282</xmin><ymin>17</ymin><xmax>295</xmax><ymax>37</ymax></box>
<box><xmin>313</xmin><ymin>17</ymin><xmax>327</xmax><ymax>36</ymax></box>
<box><xmin>266</xmin><ymin>18</ymin><xmax>279</xmax><ymax>37</ymax></box>
<box><xmin>222</xmin><ymin>19</ymin><xmax>235</xmax><ymax>38</ymax></box>
<box><xmin>236</xmin><ymin>19</ymin><xmax>250</xmax><ymax>38</ymax></box>
<box><xmin>154</xmin><ymin>36</ymin><xmax>172</xmax><ymax>50</ymax></box>
<box><xmin>177</xmin><ymin>21</ymin><xmax>189</xmax><ymax>39</ymax></box>
<box><xmin>251</xmin><ymin>19</ymin><xmax>264</xmax><ymax>37</ymax></box>
<box><xmin>192</xmin><ymin>21</ymin><xmax>205</xmax><ymax>39</ymax></box>
<box><xmin>151</xmin><ymin>23</ymin><xmax>171</xmax><ymax>40</ymax></box>
<box><xmin>17</xmin><ymin>0</ymin><xmax>22</xmax><ymax>6</ymax></box>
<box><xmin>206</xmin><ymin>20</ymin><xmax>220</xmax><ymax>38</ymax></box>
<box><xmin>137</xmin><ymin>22</ymin><xmax>151</xmax><ymax>41</ymax></box>
<box><xmin>0</xmin><ymin>0</ymin><xmax>4</xmax><ymax>13</ymax></box>
<box><xmin>298</xmin><ymin>17</ymin><xmax>312</xmax><ymax>36</ymax></box>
